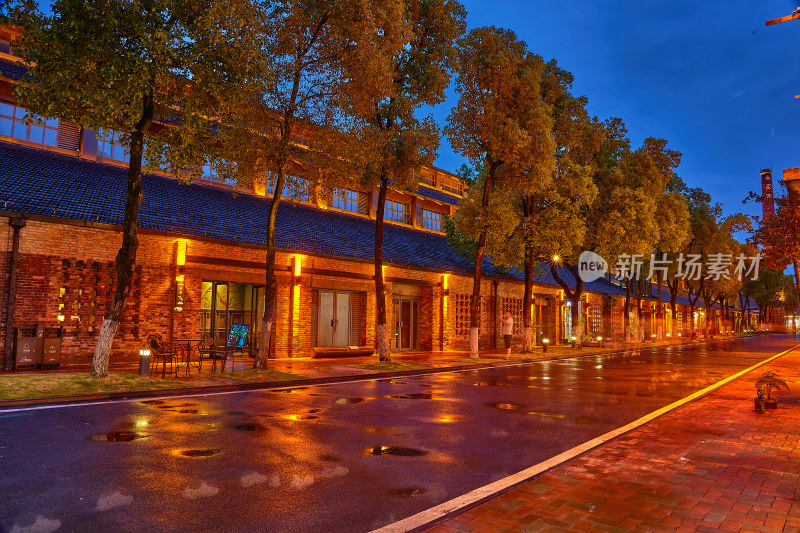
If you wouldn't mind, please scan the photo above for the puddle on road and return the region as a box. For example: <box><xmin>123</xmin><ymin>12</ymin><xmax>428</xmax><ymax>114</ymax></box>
<box><xmin>474</xmin><ymin>380</ymin><xmax>498</xmax><ymax>387</ymax></box>
<box><xmin>282</xmin><ymin>414</ymin><xmax>319</xmax><ymax>421</ymax></box>
<box><xmin>390</xmin><ymin>487</ymin><xmax>426</xmax><ymax>497</ymax></box>
<box><xmin>388</xmin><ymin>393</ymin><xmax>434</xmax><ymax>400</ymax></box>
<box><xmin>89</xmin><ymin>432</ymin><xmax>147</xmax><ymax>442</ymax></box>
<box><xmin>234</xmin><ymin>423</ymin><xmax>267</xmax><ymax>432</ymax></box>
<box><xmin>574</xmin><ymin>417</ymin><xmax>595</xmax><ymax>425</ymax></box>
<box><xmin>376</xmin><ymin>379</ymin><xmax>405</xmax><ymax>385</ymax></box>
<box><xmin>226</xmin><ymin>411</ymin><xmax>247</xmax><ymax>415</ymax></box>
<box><xmin>334</xmin><ymin>397</ymin><xmax>366</xmax><ymax>405</ymax></box>
<box><xmin>178</xmin><ymin>448</ymin><xmax>222</xmax><ymax>458</ymax></box>
<box><xmin>363</xmin><ymin>427</ymin><xmax>404</xmax><ymax>436</ymax></box>
<box><xmin>366</xmin><ymin>446</ymin><xmax>428</xmax><ymax>457</ymax></box>
<box><xmin>178</xmin><ymin>409</ymin><xmax>199</xmax><ymax>414</ymax></box>
<box><xmin>526</xmin><ymin>411</ymin><xmax>566</xmax><ymax>419</ymax></box>
<box><xmin>140</xmin><ymin>400</ymin><xmax>164</xmax><ymax>405</ymax></box>
<box><xmin>486</xmin><ymin>402</ymin><xmax>521</xmax><ymax>410</ymax></box>
<box><xmin>271</xmin><ymin>387</ymin><xmax>308</xmax><ymax>394</ymax></box>
<box><xmin>434</xmin><ymin>415</ymin><xmax>468</xmax><ymax>423</ymax></box>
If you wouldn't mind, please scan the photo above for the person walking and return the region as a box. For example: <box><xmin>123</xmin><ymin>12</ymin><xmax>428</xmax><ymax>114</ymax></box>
<box><xmin>501</xmin><ymin>311</ymin><xmax>514</xmax><ymax>359</ymax></box>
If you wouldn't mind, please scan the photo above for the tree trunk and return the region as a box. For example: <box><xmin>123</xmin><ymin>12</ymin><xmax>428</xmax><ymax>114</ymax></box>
<box><xmin>624</xmin><ymin>278</ymin><xmax>631</xmax><ymax>342</ymax></box>
<box><xmin>794</xmin><ymin>261</ymin><xmax>800</xmax><ymax>313</ymax></box>
<box><xmin>91</xmin><ymin>95</ymin><xmax>152</xmax><ymax>378</ymax></box>
<box><xmin>469</xmin><ymin>162</ymin><xmax>496</xmax><ymax>359</ymax></box>
<box><xmin>375</xmin><ymin>175</ymin><xmax>391</xmax><ymax>361</ymax></box>
<box><xmin>522</xmin><ymin>245</ymin><xmax>534</xmax><ymax>353</ymax></box>
<box><xmin>636</xmin><ymin>276</ymin><xmax>643</xmax><ymax>341</ymax></box>
<box><xmin>254</xmin><ymin>164</ymin><xmax>287</xmax><ymax>369</ymax></box>
<box><xmin>655</xmin><ymin>273</ymin><xmax>663</xmax><ymax>340</ymax></box>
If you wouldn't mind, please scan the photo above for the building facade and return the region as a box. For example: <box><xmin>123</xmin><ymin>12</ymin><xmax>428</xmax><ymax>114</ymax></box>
<box><xmin>0</xmin><ymin>29</ymin><xmax>760</xmax><ymax>368</ymax></box>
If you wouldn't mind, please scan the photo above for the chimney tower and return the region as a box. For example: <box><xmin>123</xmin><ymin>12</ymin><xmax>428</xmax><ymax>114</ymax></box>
<box><xmin>761</xmin><ymin>168</ymin><xmax>775</xmax><ymax>218</ymax></box>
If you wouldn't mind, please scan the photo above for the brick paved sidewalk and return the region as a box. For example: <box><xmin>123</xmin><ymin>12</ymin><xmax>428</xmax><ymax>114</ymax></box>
<box><xmin>426</xmin><ymin>346</ymin><xmax>800</xmax><ymax>533</ymax></box>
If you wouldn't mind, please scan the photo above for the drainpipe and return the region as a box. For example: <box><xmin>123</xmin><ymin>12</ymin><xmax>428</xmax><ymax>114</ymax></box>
<box><xmin>3</xmin><ymin>218</ymin><xmax>26</xmax><ymax>370</ymax></box>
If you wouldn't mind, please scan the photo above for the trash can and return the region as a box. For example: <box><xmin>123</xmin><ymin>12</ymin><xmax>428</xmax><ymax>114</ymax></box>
<box><xmin>42</xmin><ymin>328</ymin><xmax>62</xmax><ymax>366</ymax></box>
<box><xmin>14</xmin><ymin>327</ymin><xmax>38</xmax><ymax>368</ymax></box>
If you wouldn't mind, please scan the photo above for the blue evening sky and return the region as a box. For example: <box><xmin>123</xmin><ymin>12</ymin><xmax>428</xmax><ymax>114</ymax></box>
<box><xmin>431</xmin><ymin>0</ymin><xmax>800</xmax><ymax>221</ymax></box>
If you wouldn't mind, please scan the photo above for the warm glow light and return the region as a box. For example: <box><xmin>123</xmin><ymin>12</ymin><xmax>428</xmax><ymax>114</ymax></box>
<box><xmin>57</xmin><ymin>315</ymin><xmax>65</xmax><ymax>322</ymax></box>
<box><xmin>293</xmin><ymin>256</ymin><xmax>302</xmax><ymax>277</ymax></box>
<box><xmin>441</xmin><ymin>274</ymin><xmax>449</xmax><ymax>291</ymax></box>
<box><xmin>542</xmin><ymin>338</ymin><xmax>549</xmax><ymax>344</ymax></box>
<box><xmin>139</xmin><ymin>349</ymin><xmax>151</xmax><ymax>356</ymax></box>
<box><xmin>552</xmin><ymin>255</ymin><xmax>560</xmax><ymax>262</ymax></box>
<box><xmin>597</xmin><ymin>336</ymin><xmax>602</xmax><ymax>341</ymax></box>
<box><xmin>176</xmin><ymin>240</ymin><xmax>187</xmax><ymax>266</ymax></box>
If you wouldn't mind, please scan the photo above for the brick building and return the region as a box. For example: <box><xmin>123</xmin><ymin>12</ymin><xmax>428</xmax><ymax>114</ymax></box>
<box><xmin>0</xmin><ymin>30</ymin><xmax>760</xmax><ymax>367</ymax></box>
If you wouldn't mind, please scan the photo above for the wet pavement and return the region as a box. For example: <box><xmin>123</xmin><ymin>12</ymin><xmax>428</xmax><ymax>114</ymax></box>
<box><xmin>0</xmin><ymin>335</ymin><xmax>796</xmax><ymax>533</ymax></box>
<box><xmin>425</xmin><ymin>335</ymin><xmax>800</xmax><ymax>533</ymax></box>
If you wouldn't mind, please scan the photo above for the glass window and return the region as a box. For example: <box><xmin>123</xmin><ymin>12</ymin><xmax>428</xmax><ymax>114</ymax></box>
<box><xmin>422</xmin><ymin>209</ymin><xmax>442</xmax><ymax>231</ymax></box>
<box><xmin>385</xmin><ymin>200</ymin><xmax>410</xmax><ymax>224</ymax></box>
<box><xmin>332</xmin><ymin>188</ymin><xmax>359</xmax><ymax>213</ymax></box>
<box><xmin>96</xmin><ymin>128</ymin><xmax>130</xmax><ymax>163</ymax></box>
<box><xmin>0</xmin><ymin>103</ymin><xmax>59</xmax><ymax>146</ymax></box>
<box><xmin>265</xmin><ymin>173</ymin><xmax>309</xmax><ymax>202</ymax></box>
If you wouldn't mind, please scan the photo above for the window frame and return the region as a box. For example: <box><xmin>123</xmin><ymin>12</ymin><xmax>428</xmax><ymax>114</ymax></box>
<box><xmin>331</xmin><ymin>188</ymin><xmax>359</xmax><ymax>213</ymax></box>
<box><xmin>385</xmin><ymin>199</ymin><xmax>410</xmax><ymax>224</ymax></box>
<box><xmin>0</xmin><ymin>102</ymin><xmax>59</xmax><ymax>147</ymax></box>
<box><xmin>422</xmin><ymin>208</ymin><xmax>443</xmax><ymax>232</ymax></box>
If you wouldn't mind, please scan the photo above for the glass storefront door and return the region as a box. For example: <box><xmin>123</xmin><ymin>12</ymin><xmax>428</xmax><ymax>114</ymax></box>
<box><xmin>391</xmin><ymin>296</ymin><xmax>418</xmax><ymax>351</ymax></box>
<box><xmin>200</xmin><ymin>281</ymin><xmax>263</xmax><ymax>356</ymax></box>
<box><xmin>317</xmin><ymin>291</ymin><xmax>352</xmax><ymax>348</ymax></box>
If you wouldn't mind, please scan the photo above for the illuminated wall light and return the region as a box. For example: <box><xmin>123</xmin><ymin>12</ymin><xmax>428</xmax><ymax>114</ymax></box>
<box><xmin>292</xmin><ymin>256</ymin><xmax>302</xmax><ymax>285</ymax></box>
<box><xmin>176</xmin><ymin>240</ymin><xmax>187</xmax><ymax>266</ymax></box>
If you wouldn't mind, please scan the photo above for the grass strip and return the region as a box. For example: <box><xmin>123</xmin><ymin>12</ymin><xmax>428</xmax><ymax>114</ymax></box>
<box><xmin>0</xmin><ymin>372</ymin><xmax>188</xmax><ymax>400</ymax></box>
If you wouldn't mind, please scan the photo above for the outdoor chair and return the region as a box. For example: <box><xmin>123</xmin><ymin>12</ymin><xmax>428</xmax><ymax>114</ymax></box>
<box><xmin>148</xmin><ymin>333</ymin><xmax>179</xmax><ymax>377</ymax></box>
<box><xmin>197</xmin><ymin>334</ymin><xmax>222</xmax><ymax>371</ymax></box>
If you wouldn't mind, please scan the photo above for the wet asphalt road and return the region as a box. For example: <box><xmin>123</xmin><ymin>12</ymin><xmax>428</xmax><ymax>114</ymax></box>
<box><xmin>0</xmin><ymin>335</ymin><xmax>797</xmax><ymax>533</ymax></box>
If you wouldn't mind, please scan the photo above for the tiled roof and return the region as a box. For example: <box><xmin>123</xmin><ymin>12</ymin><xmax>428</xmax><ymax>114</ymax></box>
<box><xmin>0</xmin><ymin>140</ymin><xmax>752</xmax><ymax>312</ymax></box>
<box><xmin>0</xmin><ymin>58</ymin><xmax>27</xmax><ymax>81</ymax></box>
<box><xmin>413</xmin><ymin>184</ymin><xmax>462</xmax><ymax>206</ymax></box>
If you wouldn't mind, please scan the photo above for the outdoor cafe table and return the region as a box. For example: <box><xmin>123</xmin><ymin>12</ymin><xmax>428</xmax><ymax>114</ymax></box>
<box><xmin>175</xmin><ymin>338</ymin><xmax>203</xmax><ymax>374</ymax></box>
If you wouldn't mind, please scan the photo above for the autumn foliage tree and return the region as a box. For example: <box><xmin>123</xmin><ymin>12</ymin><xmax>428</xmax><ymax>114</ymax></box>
<box><xmin>447</xmin><ymin>26</ymin><xmax>555</xmax><ymax>358</ymax></box>
<box><xmin>211</xmin><ymin>0</ymin><xmax>400</xmax><ymax>367</ymax></box>
<box><xmin>750</xmin><ymin>195</ymin><xmax>800</xmax><ymax>307</ymax></box>
<box><xmin>489</xmin><ymin>61</ymin><xmax>600</xmax><ymax>352</ymax></box>
<box><xmin>343</xmin><ymin>0</ymin><xmax>465</xmax><ymax>362</ymax></box>
<box><xmin>5</xmin><ymin>0</ymin><xmax>250</xmax><ymax>376</ymax></box>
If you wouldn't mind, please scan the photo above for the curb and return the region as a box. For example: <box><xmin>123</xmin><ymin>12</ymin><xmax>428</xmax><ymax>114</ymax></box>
<box><xmin>0</xmin><ymin>334</ymin><xmax>766</xmax><ymax>410</ymax></box>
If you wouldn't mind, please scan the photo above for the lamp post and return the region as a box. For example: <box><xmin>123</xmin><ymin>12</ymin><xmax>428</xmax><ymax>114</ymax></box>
<box><xmin>138</xmin><ymin>348</ymin><xmax>151</xmax><ymax>377</ymax></box>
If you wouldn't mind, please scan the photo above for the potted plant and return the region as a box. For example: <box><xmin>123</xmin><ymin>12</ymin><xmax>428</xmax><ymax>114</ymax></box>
<box><xmin>754</xmin><ymin>381</ymin><xmax>767</xmax><ymax>413</ymax></box>
<box><xmin>755</xmin><ymin>371</ymin><xmax>791</xmax><ymax>411</ymax></box>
